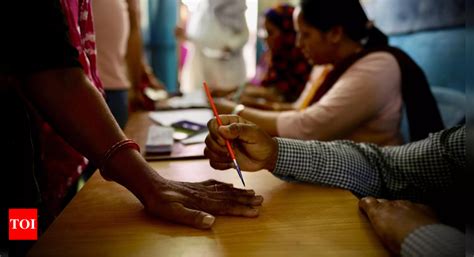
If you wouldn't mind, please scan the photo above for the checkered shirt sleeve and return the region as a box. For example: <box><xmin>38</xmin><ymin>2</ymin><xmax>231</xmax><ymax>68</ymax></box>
<box><xmin>401</xmin><ymin>224</ymin><xmax>464</xmax><ymax>257</ymax></box>
<box><xmin>273</xmin><ymin>126</ymin><xmax>465</xmax><ymax>202</ymax></box>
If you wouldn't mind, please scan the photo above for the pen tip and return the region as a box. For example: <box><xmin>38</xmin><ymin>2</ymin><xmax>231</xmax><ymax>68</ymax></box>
<box><xmin>233</xmin><ymin>161</ymin><xmax>245</xmax><ymax>187</ymax></box>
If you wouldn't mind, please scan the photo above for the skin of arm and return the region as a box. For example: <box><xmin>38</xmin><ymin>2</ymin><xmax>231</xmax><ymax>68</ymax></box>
<box><xmin>125</xmin><ymin>0</ymin><xmax>143</xmax><ymax>88</ymax></box>
<box><xmin>126</xmin><ymin>0</ymin><xmax>164</xmax><ymax>94</ymax></box>
<box><xmin>204</xmin><ymin>115</ymin><xmax>279</xmax><ymax>171</ymax></box>
<box><xmin>358</xmin><ymin>197</ymin><xmax>439</xmax><ymax>255</ymax></box>
<box><xmin>215</xmin><ymin>98</ymin><xmax>280</xmax><ymax>136</ymax></box>
<box><xmin>239</xmin><ymin>95</ymin><xmax>294</xmax><ymax>111</ymax></box>
<box><xmin>22</xmin><ymin>68</ymin><xmax>263</xmax><ymax>229</ymax></box>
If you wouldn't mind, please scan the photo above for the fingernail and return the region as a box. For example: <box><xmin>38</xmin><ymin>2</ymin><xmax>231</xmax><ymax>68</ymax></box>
<box><xmin>202</xmin><ymin>215</ymin><xmax>215</xmax><ymax>227</ymax></box>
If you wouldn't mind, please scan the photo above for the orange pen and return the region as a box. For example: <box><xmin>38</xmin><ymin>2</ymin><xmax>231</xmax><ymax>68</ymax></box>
<box><xmin>203</xmin><ymin>82</ymin><xmax>245</xmax><ymax>186</ymax></box>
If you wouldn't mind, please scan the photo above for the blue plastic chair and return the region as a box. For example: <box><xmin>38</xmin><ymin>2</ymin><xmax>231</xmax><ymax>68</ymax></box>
<box><xmin>431</xmin><ymin>86</ymin><xmax>466</xmax><ymax>127</ymax></box>
<box><xmin>400</xmin><ymin>86</ymin><xmax>465</xmax><ymax>142</ymax></box>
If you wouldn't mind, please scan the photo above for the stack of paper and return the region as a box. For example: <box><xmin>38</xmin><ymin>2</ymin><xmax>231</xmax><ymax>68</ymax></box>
<box><xmin>149</xmin><ymin>108</ymin><xmax>213</xmax><ymax>127</ymax></box>
<box><xmin>145</xmin><ymin>125</ymin><xmax>174</xmax><ymax>154</ymax></box>
<box><xmin>148</xmin><ymin>109</ymin><xmax>213</xmax><ymax>145</ymax></box>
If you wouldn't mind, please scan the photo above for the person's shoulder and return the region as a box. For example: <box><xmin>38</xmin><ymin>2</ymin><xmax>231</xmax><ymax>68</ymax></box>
<box><xmin>356</xmin><ymin>51</ymin><xmax>399</xmax><ymax>69</ymax></box>
<box><xmin>347</xmin><ymin>51</ymin><xmax>400</xmax><ymax>81</ymax></box>
<box><xmin>340</xmin><ymin>50</ymin><xmax>401</xmax><ymax>92</ymax></box>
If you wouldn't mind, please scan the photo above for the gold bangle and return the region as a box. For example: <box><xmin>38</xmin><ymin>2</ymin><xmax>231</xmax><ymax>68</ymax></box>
<box><xmin>99</xmin><ymin>139</ymin><xmax>140</xmax><ymax>180</ymax></box>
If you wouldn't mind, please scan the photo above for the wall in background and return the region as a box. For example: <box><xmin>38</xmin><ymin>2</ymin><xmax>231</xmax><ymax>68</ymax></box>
<box><xmin>389</xmin><ymin>28</ymin><xmax>465</xmax><ymax>92</ymax></box>
<box><xmin>362</xmin><ymin>0</ymin><xmax>466</xmax><ymax>92</ymax></box>
<box><xmin>362</xmin><ymin>0</ymin><xmax>465</xmax><ymax>35</ymax></box>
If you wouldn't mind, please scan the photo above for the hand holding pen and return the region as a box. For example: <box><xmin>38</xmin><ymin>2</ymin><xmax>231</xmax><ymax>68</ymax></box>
<box><xmin>203</xmin><ymin>100</ymin><xmax>279</xmax><ymax>178</ymax></box>
<box><xmin>203</xmin><ymin>82</ymin><xmax>246</xmax><ymax>186</ymax></box>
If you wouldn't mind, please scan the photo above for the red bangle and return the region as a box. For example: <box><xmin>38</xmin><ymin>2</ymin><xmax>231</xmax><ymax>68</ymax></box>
<box><xmin>99</xmin><ymin>139</ymin><xmax>140</xmax><ymax>180</ymax></box>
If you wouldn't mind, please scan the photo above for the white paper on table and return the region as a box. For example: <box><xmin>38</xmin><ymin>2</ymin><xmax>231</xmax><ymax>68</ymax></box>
<box><xmin>180</xmin><ymin>131</ymin><xmax>208</xmax><ymax>145</ymax></box>
<box><xmin>166</xmin><ymin>90</ymin><xmax>209</xmax><ymax>109</ymax></box>
<box><xmin>148</xmin><ymin>108</ymin><xmax>213</xmax><ymax>127</ymax></box>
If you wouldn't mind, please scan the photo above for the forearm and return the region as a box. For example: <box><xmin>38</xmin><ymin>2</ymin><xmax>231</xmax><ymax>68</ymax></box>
<box><xmin>23</xmin><ymin>68</ymin><xmax>162</xmax><ymax>203</ymax></box>
<box><xmin>239</xmin><ymin>108</ymin><xmax>280</xmax><ymax>136</ymax></box>
<box><xmin>240</xmin><ymin>98</ymin><xmax>293</xmax><ymax>112</ymax></box>
<box><xmin>24</xmin><ymin>69</ymin><xmax>123</xmax><ymax>160</ymax></box>
<box><xmin>126</xmin><ymin>0</ymin><xmax>145</xmax><ymax>88</ymax></box>
<box><xmin>126</xmin><ymin>30</ymin><xmax>143</xmax><ymax>87</ymax></box>
<box><xmin>250</xmin><ymin>89</ymin><xmax>284</xmax><ymax>103</ymax></box>
<box><xmin>272</xmin><ymin>126</ymin><xmax>465</xmax><ymax>201</ymax></box>
<box><xmin>272</xmin><ymin>137</ymin><xmax>385</xmax><ymax>196</ymax></box>
<box><xmin>243</xmin><ymin>86</ymin><xmax>273</xmax><ymax>99</ymax></box>
<box><xmin>216</xmin><ymin>99</ymin><xmax>280</xmax><ymax>136</ymax></box>
<box><xmin>272</xmin><ymin>102</ymin><xmax>294</xmax><ymax>111</ymax></box>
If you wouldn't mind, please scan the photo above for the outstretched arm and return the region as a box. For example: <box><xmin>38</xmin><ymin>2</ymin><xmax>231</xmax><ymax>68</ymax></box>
<box><xmin>205</xmin><ymin>115</ymin><xmax>465</xmax><ymax>202</ymax></box>
<box><xmin>215</xmin><ymin>98</ymin><xmax>280</xmax><ymax>136</ymax></box>
<box><xmin>273</xmin><ymin>126</ymin><xmax>465</xmax><ymax>202</ymax></box>
<box><xmin>11</xmin><ymin>0</ymin><xmax>262</xmax><ymax>229</ymax></box>
<box><xmin>22</xmin><ymin>67</ymin><xmax>263</xmax><ymax>229</ymax></box>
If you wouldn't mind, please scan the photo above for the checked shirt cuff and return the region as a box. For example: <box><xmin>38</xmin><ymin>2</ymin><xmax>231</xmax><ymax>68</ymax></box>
<box><xmin>401</xmin><ymin>224</ymin><xmax>464</xmax><ymax>257</ymax></box>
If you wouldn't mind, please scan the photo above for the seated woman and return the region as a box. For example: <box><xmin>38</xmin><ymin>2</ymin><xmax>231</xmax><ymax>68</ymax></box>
<box><xmin>239</xmin><ymin>4</ymin><xmax>313</xmax><ymax>110</ymax></box>
<box><xmin>216</xmin><ymin>0</ymin><xmax>443</xmax><ymax>145</ymax></box>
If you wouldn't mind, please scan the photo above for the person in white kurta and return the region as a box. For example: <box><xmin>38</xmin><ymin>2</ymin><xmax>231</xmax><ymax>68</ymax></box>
<box><xmin>178</xmin><ymin>0</ymin><xmax>249</xmax><ymax>94</ymax></box>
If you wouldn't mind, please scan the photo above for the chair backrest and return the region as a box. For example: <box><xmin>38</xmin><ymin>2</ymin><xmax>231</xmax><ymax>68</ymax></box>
<box><xmin>431</xmin><ymin>86</ymin><xmax>466</xmax><ymax>127</ymax></box>
<box><xmin>389</xmin><ymin>28</ymin><xmax>465</xmax><ymax>93</ymax></box>
<box><xmin>400</xmin><ymin>86</ymin><xmax>465</xmax><ymax>142</ymax></box>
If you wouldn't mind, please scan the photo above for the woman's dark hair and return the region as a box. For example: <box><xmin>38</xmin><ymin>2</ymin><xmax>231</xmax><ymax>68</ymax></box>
<box><xmin>264</xmin><ymin>4</ymin><xmax>295</xmax><ymax>33</ymax></box>
<box><xmin>299</xmin><ymin>0</ymin><xmax>388</xmax><ymax>48</ymax></box>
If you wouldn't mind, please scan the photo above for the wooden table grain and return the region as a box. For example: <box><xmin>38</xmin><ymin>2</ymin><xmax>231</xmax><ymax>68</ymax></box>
<box><xmin>27</xmin><ymin>112</ymin><xmax>389</xmax><ymax>257</ymax></box>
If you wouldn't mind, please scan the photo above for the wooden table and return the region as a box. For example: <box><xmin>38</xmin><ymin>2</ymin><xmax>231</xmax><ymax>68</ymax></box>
<box><xmin>28</xmin><ymin>112</ymin><xmax>389</xmax><ymax>257</ymax></box>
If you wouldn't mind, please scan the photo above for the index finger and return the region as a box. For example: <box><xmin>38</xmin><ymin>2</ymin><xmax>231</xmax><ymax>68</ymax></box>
<box><xmin>207</xmin><ymin>115</ymin><xmax>245</xmax><ymax>141</ymax></box>
<box><xmin>206</xmin><ymin>118</ymin><xmax>230</xmax><ymax>146</ymax></box>
<box><xmin>218</xmin><ymin>115</ymin><xmax>247</xmax><ymax>126</ymax></box>
<box><xmin>207</xmin><ymin>114</ymin><xmax>251</xmax><ymax>130</ymax></box>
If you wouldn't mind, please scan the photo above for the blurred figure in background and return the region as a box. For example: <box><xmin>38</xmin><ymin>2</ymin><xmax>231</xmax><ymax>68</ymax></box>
<box><xmin>239</xmin><ymin>4</ymin><xmax>313</xmax><ymax>110</ymax></box>
<box><xmin>215</xmin><ymin>0</ymin><xmax>443</xmax><ymax>145</ymax></box>
<box><xmin>92</xmin><ymin>0</ymin><xmax>165</xmax><ymax>129</ymax></box>
<box><xmin>176</xmin><ymin>0</ymin><xmax>248</xmax><ymax>96</ymax></box>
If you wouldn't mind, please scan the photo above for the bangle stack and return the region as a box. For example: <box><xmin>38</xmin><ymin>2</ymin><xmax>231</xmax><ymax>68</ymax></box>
<box><xmin>99</xmin><ymin>139</ymin><xmax>140</xmax><ymax>180</ymax></box>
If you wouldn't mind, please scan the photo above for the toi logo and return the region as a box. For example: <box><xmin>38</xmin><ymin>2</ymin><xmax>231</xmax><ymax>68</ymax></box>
<box><xmin>8</xmin><ymin>208</ymin><xmax>38</xmax><ymax>240</ymax></box>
